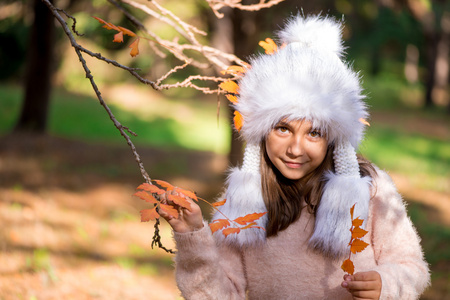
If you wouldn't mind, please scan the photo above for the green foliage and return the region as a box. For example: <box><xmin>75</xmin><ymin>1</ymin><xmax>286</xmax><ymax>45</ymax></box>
<box><xmin>361</xmin><ymin>125</ymin><xmax>449</xmax><ymax>192</ymax></box>
<box><xmin>0</xmin><ymin>84</ymin><xmax>230</xmax><ymax>154</ymax></box>
<box><xmin>407</xmin><ymin>202</ymin><xmax>450</xmax><ymax>266</ymax></box>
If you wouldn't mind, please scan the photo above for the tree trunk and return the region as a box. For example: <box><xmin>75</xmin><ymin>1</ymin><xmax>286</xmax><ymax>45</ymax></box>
<box><xmin>15</xmin><ymin>0</ymin><xmax>55</xmax><ymax>133</ymax></box>
<box><xmin>424</xmin><ymin>31</ymin><xmax>438</xmax><ymax>108</ymax></box>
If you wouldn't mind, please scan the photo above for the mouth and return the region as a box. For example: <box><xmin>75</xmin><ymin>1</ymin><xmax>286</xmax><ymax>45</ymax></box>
<box><xmin>283</xmin><ymin>160</ymin><xmax>304</xmax><ymax>169</ymax></box>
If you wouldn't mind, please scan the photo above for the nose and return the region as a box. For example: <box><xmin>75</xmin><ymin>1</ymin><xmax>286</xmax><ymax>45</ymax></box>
<box><xmin>287</xmin><ymin>135</ymin><xmax>304</xmax><ymax>157</ymax></box>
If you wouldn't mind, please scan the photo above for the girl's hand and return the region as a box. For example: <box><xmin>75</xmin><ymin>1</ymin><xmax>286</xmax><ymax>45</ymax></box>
<box><xmin>341</xmin><ymin>271</ymin><xmax>382</xmax><ymax>300</ymax></box>
<box><xmin>159</xmin><ymin>190</ymin><xmax>204</xmax><ymax>233</ymax></box>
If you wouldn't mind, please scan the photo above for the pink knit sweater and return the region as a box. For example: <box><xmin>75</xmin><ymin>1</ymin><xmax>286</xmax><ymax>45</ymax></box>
<box><xmin>173</xmin><ymin>169</ymin><xmax>430</xmax><ymax>299</ymax></box>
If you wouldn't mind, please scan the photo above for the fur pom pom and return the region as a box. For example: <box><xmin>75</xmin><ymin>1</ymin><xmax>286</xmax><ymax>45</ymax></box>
<box><xmin>211</xmin><ymin>167</ymin><xmax>268</xmax><ymax>247</ymax></box>
<box><xmin>278</xmin><ymin>15</ymin><xmax>344</xmax><ymax>57</ymax></box>
<box><xmin>309</xmin><ymin>172</ymin><xmax>371</xmax><ymax>259</ymax></box>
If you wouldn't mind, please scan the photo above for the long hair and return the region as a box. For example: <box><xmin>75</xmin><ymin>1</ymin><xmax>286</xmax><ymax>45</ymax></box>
<box><xmin>260</xmin><ymin>141</ymin><xmax>375</xmax><ymax>237</ymax></box>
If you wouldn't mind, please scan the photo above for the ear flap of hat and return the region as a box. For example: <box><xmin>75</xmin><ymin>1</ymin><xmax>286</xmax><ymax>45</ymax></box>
<box><xmin>309</xmin><ymin>141</ymin><xmax>372</xmax><ymax>259</ymax></box>
<box><xmin>211</xmin><ymin>144</ymin><xmax>268</xmax><ymax>247</ymax></box>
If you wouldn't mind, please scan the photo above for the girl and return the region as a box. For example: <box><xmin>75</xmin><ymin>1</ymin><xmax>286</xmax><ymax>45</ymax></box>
<box><xmin>160</xmin><ymin>15</ymin><xmax>430</xmax><ymax>300</ymax></box>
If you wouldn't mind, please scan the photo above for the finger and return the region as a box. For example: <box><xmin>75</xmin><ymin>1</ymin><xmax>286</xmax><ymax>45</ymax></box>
<box><xmin>346</xmin><ymin>279</ymin><xmax>377</xmax><ymax>291</ymax></box>
<box><xmin>353</xmin><ymin>271</ymin><xmax>379</xmax><ymax>282</ymax></box>
<box><xmin>349</xmin><ymin>289</ymin><xmax>379</xmax><ymax>299</ymax></box>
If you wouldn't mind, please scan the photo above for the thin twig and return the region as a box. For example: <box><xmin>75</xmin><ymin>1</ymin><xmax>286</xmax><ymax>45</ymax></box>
<box><xmin>41</xmin><ymin>0</ymin><xmax>151</xmax><ymax>185</ymax></box>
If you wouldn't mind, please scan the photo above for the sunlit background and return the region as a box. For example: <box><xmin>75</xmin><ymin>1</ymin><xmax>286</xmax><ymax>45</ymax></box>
<box><xmin>0</xmin><ymin>0</ymin><xmax>448</xmax><ymax>299</ymax></box>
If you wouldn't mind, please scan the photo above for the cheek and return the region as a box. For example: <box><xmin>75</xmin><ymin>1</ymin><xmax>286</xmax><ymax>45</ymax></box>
<box><xmin>310</xmin><ymin>141</ymin><xmax>328</xmax><ymax>164</ymax></box>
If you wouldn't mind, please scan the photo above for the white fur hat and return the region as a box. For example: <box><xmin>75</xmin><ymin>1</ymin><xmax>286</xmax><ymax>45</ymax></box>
<box><xmin>212</xmin><ymin>15</ymin><xmax>372</xmax><ymax>259</ymax></box>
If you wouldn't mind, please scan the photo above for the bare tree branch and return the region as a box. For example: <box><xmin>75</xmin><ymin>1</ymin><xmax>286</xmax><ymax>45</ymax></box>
<box><xmin>41</xmin><ymin>0</ymin><xmax>152</xmax><ymax>184</ymax></box>
<box><xmin>40</xmin><ymin>0</ymin><xmax>285</xmax><ymax>253</ymax></box>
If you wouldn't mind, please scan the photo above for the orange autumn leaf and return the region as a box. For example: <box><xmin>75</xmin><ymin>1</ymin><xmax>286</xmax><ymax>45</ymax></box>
<box><xmin>133</xmin><ymin>191</ymin><xmax>158</xmax><ymax>204</ymax></box>
<box><xmin>352</xmin><ymin>217</ymin><xmax>364</xmax><ymax>227</ymax></box>
<box><xmin>259</xmin><ymin>38</ymin><xmax>278</xmax><ymax>54</ymax></box>
<box><xmin>233</xmin><ymin>111</ymin><xmax>243</xmax><ymax>132</ymax></box>
<box><xmin>113</xmin><ymin>31</ymin><xmax>123</xmax><ymax>43</ymax></box>
<box><xmin>209</xmin><ymin>219</ymin><xmax>230</xmax><ymax>233</ymax></box>
<box><xmin>137</xmin><ymin>183</ymin><xmax>165</xmax><ymax>195</ymax></box>
<box><xmin>140</xmin><ymin>207</ymin><xmax>160</xmax><ymax>222</ymax></box>
<box><xmin>219</xmin><ymin>80</ymin><xmax>239</xmax><ymax>94</ymax></box>
<box><xmin>129</xmin><ymin>38</ymin><xmax>140</xmax><ymax>57</ymax></box>
<box><xmin>226</xmin><ymin>94</ymin><xmax>238</xmax><ymax>104</ymax></box>
<box><xmin>92</xmin><ymin>16</ymin><xmax>120</xmax><ymax>31</ymax></box>
<box><xmin>118</xmin><ymin>26</ymin><xmax>136</xmax><ymax>37</ymax></box>
<box><xmin>222</xmin><ymin>227</ymin><xmax>241</xmax><ymax>236</ymax></box>
<box><xmin>168</xmin><ymin>194</ymin><xmax>192</xmax><ymax>211</ymax></box>
<box><xmin>175</xmin><ymin>187</ymin><xmax>198</xmax><ymax>201</ymax></box>
<box><xmin>342</xmin><ymin>203</ymin><xmax>369</xmax><ymax>275</ymax></box>
<box><xmin>341</xmin><ymin>258</ymin><xmax>355</xmax><ymax>275</ymax></box>
<box><xmin>234</xmin><ymin>212</ymin><xmax>267</xmax><ymax>225</ymax></box>
<box><xmin>350</xmin><ymin>239</ymin><xmax>369</xmax><ymax>254</ymax></box>
<box><xmin>241</xmin><ymin>222</ymin><xmax>258</xmax><ymax>230</ymax></box>
<box><xmin>154</xmin><ymin>179</ymin><xmax>175</xmax><ymax>191</ymax></box>
<box><xmin>351</xmin><ymin>226</ymin><xmax>368</xmax><ymax>239</ymax></box>
<box><xmin>160</xmin><ymin>203</ymin><xmax>179</xmax><ymax>219</ymax></box>
<box><xmin>350</xmin><ymin>203</ymin><xmax>355</xmax><ymax>220</ymax></box>
<box><xmin>212</xmin><ymin>199</ymin><xmax>227</xmax><ymax>207</ymax></box>
<box><xmin>220</xmin><ymin>65</ymin><xmax>246</xmax><ymax>76</ymax></box>
<box><xmin>359</xmin><ymin>118</ymin><xmax>370</xmax><ymax>126</ymax></box>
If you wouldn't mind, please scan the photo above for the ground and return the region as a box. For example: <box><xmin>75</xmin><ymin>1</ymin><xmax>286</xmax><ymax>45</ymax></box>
<box><xmin>0</xmin><ymin>132</ymin><xmax>448</xmax><ymax>299</ymax></box>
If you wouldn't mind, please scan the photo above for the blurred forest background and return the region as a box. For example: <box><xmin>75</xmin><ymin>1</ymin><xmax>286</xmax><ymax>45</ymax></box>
<box><xmin>0</xmin><ymin>0</ymin><xmax>449</xmax><ymax>299</ymax></box>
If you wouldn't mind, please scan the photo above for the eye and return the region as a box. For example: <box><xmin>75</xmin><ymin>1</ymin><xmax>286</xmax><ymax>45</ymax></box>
<box><xmin>309</xmin><ymin>130</ymin><xmax>322</xmax><ymax>138</ymax></box>
<box><xmin>276</xmin><ymin>126</ymin><xmax>289</xmax><ymax>133</ymax></box>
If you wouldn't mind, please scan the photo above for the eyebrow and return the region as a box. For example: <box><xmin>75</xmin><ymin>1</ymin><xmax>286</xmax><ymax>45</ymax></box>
<box><xmin>275</xmin><ymin>121</ymin><xmax>290</xmax><ymax>127</ymax></box>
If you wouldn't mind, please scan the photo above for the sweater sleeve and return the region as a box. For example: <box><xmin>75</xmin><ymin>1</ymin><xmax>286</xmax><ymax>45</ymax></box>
<box><xmin>173</xmin><ymin>222</ymin><xmax>247</xmax><ymax>300</ymax></box>
<box><xmin>370</xmin><ymin>170</ymin><xmax>431</xmax><ymax>300</ymax></box>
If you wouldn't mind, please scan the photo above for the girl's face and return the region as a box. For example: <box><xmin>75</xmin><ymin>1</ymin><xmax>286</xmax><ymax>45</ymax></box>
<box><xmin>265</xmin><ymin>119</ymin><xmax>328</xmax><ymax>180</ymax></box>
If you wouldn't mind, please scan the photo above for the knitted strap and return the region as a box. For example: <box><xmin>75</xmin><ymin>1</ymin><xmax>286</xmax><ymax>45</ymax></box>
<box><xmin>242</xmin><ymin>143</ymin><xmax>261</xmax><ymax>175</ymax></box>
<box><xmin>333</xmin><ymin>141</ymin><xmax>360</xmax><ymax>177</ymax></box>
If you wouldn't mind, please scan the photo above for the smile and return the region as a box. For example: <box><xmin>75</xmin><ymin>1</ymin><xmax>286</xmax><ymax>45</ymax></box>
<box><xmin>283</xmin><ymin>161</ymin><xmax>304</xmax><ymax>169</ymax></box>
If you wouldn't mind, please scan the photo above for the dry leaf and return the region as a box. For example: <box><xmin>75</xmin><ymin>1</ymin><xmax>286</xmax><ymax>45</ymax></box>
<box><xmin>175</xmin><ymin>187</ymin><xmax>198</xmax><ymax>201</ymax></box>
<box><xmin>350</xmin><ymin>203</ymin><xmax>355</xmax><ymax>220</ymax></box>
<box><xmin>168</xmin><ymin>194</ymin><xmax>192</xmax><ymax>211</ymax></box>
<box><xmin>350</xmin><ymin>239</ymin><xmax>369</xmax><ymax>254</ymax></box>
<box><xmin>160</xmin><ymin>203</ymin><xmax>179</xmax><ymax>219</ymax></box>
<box><xmin>118</xmin><ymin>26</ymin><xmax>136</xmax><ymax>37</ymax></box>
<box><xmin>352</xmin><ymin>217</ymin><xmax>364</xmax><ymax>227</ymax></box>
<box><xmin>359</xmin><ymin>118</ymin><xmax>370</xmax><ymax>126</ymax></box>
<box><xmin>137</xmin><ymin>183</ymin><xmax>165</xmax><ymax>195</ymax></box>
<box><xmin>92</xmin><ymin>16</ymin><xmax>120</xmax><ymax>31</ymax></box>
<box><xmin>234</xmin><ymin>212</ymin><xmax>266</xmax><ymax>225</ymax></box>
<box><xmin>113</xmin><ymin>31</ymin><xmax>123</xmax><ymax>43</ymax></box>
<box><xmin>140</xmin><ymin>207</ymin><xmax>160</xmax><ymax>222</ymax></box>
<box><xmin>233</xmin><ymin>111</ymin><xmax>243</xmax><ymax>132</ymax></box>
<box><xmin>226</xmin><ymin>94</ymin><xmax>238</xmax><ymax>104</ymax></box>
<box><xmin>209</xmin><ymin>219</ymin><xmax>230</xmax><ymax>233</ymax></box>
<box><xmin>222</xmin><ymin>227</ymin><xmax>241</xmax><ymax>236</ymax></box>
<box><xmin>220</xmin><ymin>65</ymin><xmax>246</xmax><ymax>76</ymax></box>
<box><xmin>154</xmin><ymin>179</ymin><xmax>175</xmax><ymax>191</ymax></box>
<box><xmin>259</xmin><ymin>38</ymin><xmax>278</xmax><ymax>54</ymax></box>
<box><xmin>351</xmin><ymin>227</ymin><xmax>368</xmax><ymax>239</ymax></box>
<box><xmin>212</xmin><ymin>199</ymin><xmax>227</xmax><ymax>207</ymax></box>
<box><xmin>219</xmin><ymin>80</ymin><xmax>239</xmax><ymax>94</ymax></box>
<box><xmin>133</xmin><ymin>191</ymin><xmax>157</xmax><ymax>204</ymax></box>
<box><xmin>129</xmin><ymin>38</ymin><xmax>140</xmax><ymax>57</ymax></box>
<box><xmin>341</xmin><ymin>258</ymin><xmax>355</xmax><ymax>275</ymax></box>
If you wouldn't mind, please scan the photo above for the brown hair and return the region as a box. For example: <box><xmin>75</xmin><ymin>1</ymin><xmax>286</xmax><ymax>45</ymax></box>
<box><xmin>260</xmin><ymin>141</ymin><xmax>375</xmax><ymax>237</ymax></box>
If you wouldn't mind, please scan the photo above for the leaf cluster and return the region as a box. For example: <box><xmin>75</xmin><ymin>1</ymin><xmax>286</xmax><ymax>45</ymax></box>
<box><xmin>134</xmin><ymin>180</ymin><xmax>266</xmax><ymax>240</ymax></box>
<box><xmin>341</xmin><ymin>204</ymin><xmax>369</xmax><ymax>275</ymax></box>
